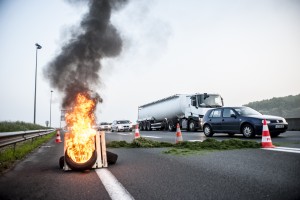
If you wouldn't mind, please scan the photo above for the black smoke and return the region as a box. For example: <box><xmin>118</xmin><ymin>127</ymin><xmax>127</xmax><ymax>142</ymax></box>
<box><xmin>44</xmin><ymin>0</ymin><xmax>128</xmax><ymax>108</ymax></box>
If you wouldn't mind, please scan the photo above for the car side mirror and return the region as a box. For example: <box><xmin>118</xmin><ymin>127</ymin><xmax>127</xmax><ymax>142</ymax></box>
<box><xmin>231</xmin><ymin>114</ymin><xmax>236</xmax><ymax>118</ymax></box>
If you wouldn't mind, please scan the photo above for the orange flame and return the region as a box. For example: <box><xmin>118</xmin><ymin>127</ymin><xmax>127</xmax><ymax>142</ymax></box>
<box><xmin>65</xmin><ymin>92</ymin><xmax>97</xmax><ymax>163</ymax></box>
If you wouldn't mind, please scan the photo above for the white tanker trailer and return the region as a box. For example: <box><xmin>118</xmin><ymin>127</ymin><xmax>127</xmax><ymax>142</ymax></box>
<box><xmin>138</xmin><ymin>93</ymin><xmax>223</xmax><ymax>131</ymax></box>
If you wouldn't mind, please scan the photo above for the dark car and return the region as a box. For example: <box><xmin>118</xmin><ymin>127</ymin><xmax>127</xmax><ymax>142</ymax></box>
<box><xmin>202</xmin><ymin>106</ymin><xmax>288</xmax><ymax>138</ymax></box>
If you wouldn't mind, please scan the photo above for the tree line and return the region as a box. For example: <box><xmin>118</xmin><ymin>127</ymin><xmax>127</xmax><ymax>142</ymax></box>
<box><xmin>243</xmin><ymin>94</ymin><xmax>300</xmax><ymax>118</ymax></box>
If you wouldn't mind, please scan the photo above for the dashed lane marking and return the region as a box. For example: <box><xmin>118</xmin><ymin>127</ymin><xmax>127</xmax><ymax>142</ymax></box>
<box><xmin>117</xmin><ymin>133</ymin><xmax>132</xmax><ymax>136</ymax></box>
<box><xmin>188</xmin><ymin>140</ymin><xmax>204</xmax><ymax>142</ymax></box>
<box><xmin>96</xmin><ymin>168</ymin><xmax>135</xmax><ymax>200</ymax></box>
<box><xmin>142</xmin><ymin>135</ymin><xmax>161</xmax><ymax>139</ymax></box>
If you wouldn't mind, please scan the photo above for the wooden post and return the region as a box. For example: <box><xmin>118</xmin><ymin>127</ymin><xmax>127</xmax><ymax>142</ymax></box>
<box><xmin>95</xmin><ymin>131</ymin><xmax>102</xmax><ymax>168</ymax></box>
<box><xmin>100</xmin><ymin>131</ymin><xmax>108</xmax><ymax>167</ymax></box>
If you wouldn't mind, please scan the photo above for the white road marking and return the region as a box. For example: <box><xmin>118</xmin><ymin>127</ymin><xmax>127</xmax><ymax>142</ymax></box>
<box><xmin>96</xmin><ymin>168</ymin><xmax>135</xmax><ymax>200</ymax></box>
<box><xmin>142</xmin><ymin>135</ymin><xmax>161</xmax><ymax>139</ymax></box>
<box><xmin>188</xmin><ymin>140</ymin><xmax>203</xmax><ymax>142</ymax></box>
<box><xmin>117</xmin><ymin>133</ymin><xmax>132</xmax><ymax>136</ymax></box>
<box><xmin>261</xmin><ymin>147</ymin><xmax>300</xmax><ymax>154</ymax></box>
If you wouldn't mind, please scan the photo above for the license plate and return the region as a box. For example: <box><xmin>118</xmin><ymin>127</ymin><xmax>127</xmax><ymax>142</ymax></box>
<box><xmin>275</xmin><ymin>125</ymin><xmax>284</xmax><ymax>128</ymax></box>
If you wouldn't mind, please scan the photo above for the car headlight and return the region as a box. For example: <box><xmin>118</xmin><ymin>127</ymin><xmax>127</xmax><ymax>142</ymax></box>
<box><xmin>282</xmin><ymin>118</ymin><xmax>287</xmax><ymax>123</ymax></box>
<box><xmin>262</xmin><ymin>120</ymin><xmax>271</xmax><ymax>124</ymax></box>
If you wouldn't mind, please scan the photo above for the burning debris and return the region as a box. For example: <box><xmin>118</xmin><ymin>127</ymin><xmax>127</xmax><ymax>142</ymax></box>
<box><xmin>65</xmin><ymin>92</ymin><xmax>97</xmax><ymax>164</ymax></box>
<box><xmin>44</xmin><ymin>0</ymin><xmax>128</xmax><ymax>171</ymax></box>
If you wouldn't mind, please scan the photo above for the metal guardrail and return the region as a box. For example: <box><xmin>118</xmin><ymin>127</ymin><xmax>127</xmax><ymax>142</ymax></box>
<box><xmin>286</xmin><ymin>118</ymin><xmax>300</xmax><ymax>131</ymax></box>
<box><xmin>0</xmin><ymin>129</ymin><xmax>55</xmax><ymax>148</ymax></box>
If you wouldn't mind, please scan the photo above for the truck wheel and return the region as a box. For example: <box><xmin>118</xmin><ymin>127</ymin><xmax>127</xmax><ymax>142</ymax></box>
<box><xmin>188</xmin><ymin>120</ymin><xmax>196</xmax><ymax>132</ymax></box>
<box><xmin>146</xmin><ymin>121</ymin><xmax>152</xmax><ymax>131</ymax></box>
<box><xmin>161</xmin><ymin>120</ymin><xmax>168</xmax><ymax>131</ymax></box>
<box><xmin>168</xmin><ymin>121</ymin><xmax>175</xmax><ymax>132</ymax></box>
<box><xmin>139</xmin><ymin>122</ymin><xmax>143</xmax><ymax>131</ymax></box>
<box><xmin>203</xmin><ymin>124</ymin><xmax>214</xmax><ymax>137</ymax></box>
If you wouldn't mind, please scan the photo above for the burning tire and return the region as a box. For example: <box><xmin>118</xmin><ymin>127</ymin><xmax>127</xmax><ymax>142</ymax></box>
<box><xmin>59</xmin><ymin>151</ymin><xmax>118</xmax><ymax>170</ymax></box>
<box><xmin>65</xmin><ymin>150</ymin><xmax>97</xmax><ymax>171</ymax></box>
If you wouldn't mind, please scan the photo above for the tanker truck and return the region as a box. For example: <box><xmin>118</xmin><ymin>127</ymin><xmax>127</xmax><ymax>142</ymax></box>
<box><xmin>138</xmin><ymin>93</ymin><xmax>223</xmax><ymax>132</ymax></box>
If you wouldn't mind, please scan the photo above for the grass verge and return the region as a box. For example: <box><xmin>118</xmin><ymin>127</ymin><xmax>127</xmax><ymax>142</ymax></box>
<box><xmin>107</xmin><ymin>137</ymin><xmax>260</xmax><ymax>155</ymax></box>
<box><xmin>0</xmin><ymin>132</ymin><xmax>56</xmax><ymax>174</ymax></box>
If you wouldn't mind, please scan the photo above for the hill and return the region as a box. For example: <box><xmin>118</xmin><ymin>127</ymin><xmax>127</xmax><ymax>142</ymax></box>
<box><xmin>243</xmin><ymin>94</ymin><xmax>300</xmax><ymax>118</ymax></box>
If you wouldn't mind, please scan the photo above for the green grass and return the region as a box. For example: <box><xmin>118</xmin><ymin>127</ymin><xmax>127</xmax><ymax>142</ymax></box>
<box><xmin>163</xmin><ymin>148</ymin><xmax>218</xmax><ymax>156</ymax></box>
<box><xmin>107</xmin><ymin>137</ymin><xmax>260</xmax><ymax>156</ymax></box>
<box><xmin>164</xmin><ymin>138</ymin><xmax>260</xmax><ymax>155</ymax></box>
<box><xmin>0</xmin><ymin>121</ymin><xmax>49</xmax><ymax>132</ymax></box>
<box><xmin>0</xmin><ymin>132</ymin><xmax>56</xmax><ymax>174</ymax></box>
<box><xmin>107</xmin><ymin>137</ymin><xmax>174</xmax><ymax>148</ymax></box>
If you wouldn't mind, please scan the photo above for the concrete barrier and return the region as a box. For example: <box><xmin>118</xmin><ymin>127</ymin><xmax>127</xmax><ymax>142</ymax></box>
<box><xmin>286</xmin><ymin>118</ymin><xmax>300</xmax><ymax>131</ymax></box>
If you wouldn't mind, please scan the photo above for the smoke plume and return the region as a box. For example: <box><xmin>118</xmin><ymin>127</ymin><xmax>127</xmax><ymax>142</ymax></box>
<box><xmin>44</xmin><ymin>0</ymin><xmax>128</xmax><ymax>108</ymax></box>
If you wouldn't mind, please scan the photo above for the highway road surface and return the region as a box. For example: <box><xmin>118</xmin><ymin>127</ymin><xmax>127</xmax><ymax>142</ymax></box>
<box><xmin>0</xmin><ymin>131</ymin><xmax>299</xmax><ymax>200</ymax></box>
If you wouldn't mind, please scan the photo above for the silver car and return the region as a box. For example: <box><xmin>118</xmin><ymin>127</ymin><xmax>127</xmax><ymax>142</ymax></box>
<box><xmin>111</xmin><ymin>120</ymin><xmax>132</xmax><ymax>132</ymax></box>
<box><xmin>99</xmin><ymin>122</ymin><xmax>112</xmax><ymax>131</ymax></box>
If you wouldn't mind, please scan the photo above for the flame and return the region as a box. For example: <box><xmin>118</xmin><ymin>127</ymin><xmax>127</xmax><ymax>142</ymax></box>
<box><xmin>65</xmin><ymin>92</ymin><xmax>97</xmax><ymax>163</ymax></box>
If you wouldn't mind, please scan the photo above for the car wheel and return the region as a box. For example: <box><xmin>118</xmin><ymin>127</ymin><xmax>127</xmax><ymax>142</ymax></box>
<box><xmin>271</xmin><ymin>132</ymin><xmax>280</xmax><ymax>137</ymax></box>
<box><xmin>203</xmin><ymin>124</ymin><xmax>214</xmax><ymax>137</ymax></box>
<box><xmin>242</xmin><ymin>124</ymin><xmax>255</xmax><ymax>138</ymax></box>
<box><xmin>188</xmin><ymin>120</ymin><xmax>196</xmax><ymax>132</ymax></box>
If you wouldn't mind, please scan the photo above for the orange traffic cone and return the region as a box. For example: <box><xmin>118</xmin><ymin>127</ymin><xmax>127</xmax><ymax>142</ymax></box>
<box><xmin>261</xmin><ymin>119</ymin><xmax>275</xmax><ymax>148</ymax></box>
<box><xmin>135</xmin><ymin>124</ymin><xmax>141</xmax><ymax>139</ymax></box>
<box><xmin>55</xmin><ymin>129</ymin><xmax>62</xmax><ymax>143</ymax></box>
<box><xmin>175</xmin><ymin>123</ymin><xmax>183</xmax><ymax>143</ymax></box>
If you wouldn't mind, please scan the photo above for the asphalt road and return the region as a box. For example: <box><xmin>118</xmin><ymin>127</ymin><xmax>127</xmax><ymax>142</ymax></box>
<box><xmin>0</xmin><ymin>131</ymin><xmax>299</xmax><ymax>200</ymax></box>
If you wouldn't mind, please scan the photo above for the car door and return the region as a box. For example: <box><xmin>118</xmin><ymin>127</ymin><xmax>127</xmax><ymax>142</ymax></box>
<box><xmin>221</xmin><ymin>108</ymin><xmax>240</xmax><ymax>132</ymax></box>
<box><xmin>209</xmin><ymin>109</ymin><xmax>222</xmax><ymax>132</ymax></box>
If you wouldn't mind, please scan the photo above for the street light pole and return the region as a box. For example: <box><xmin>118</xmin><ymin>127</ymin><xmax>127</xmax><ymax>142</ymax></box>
<box><xmin>34</xmin><ymin>43</ymin><xmax>42</xmax><ymax>124</ymax></box>
<box><xmin>50</xmin><ymin>90</ymin><xmax>53</xmax><ymax>127</ymax></box>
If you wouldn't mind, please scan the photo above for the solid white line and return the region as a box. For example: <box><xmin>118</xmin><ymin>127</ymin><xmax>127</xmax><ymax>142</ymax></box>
<box><xmin>142</xmin><ymin>135</ymin><xmax>161</xmax><ymax>139</ymax></box>
<box><xmin>261</xmin><ymin>147</ymin><xmax>300</xmax><ymax>154</ymax></box>
<box><xmin>96</xmin><ymin>168</ymin><xmax>135</xmax><ymax>200</ymax></box>
<box><xmin>275</xmin><ymin>147</ymin><xmax>300</xmax><ymax>151</ymax></box>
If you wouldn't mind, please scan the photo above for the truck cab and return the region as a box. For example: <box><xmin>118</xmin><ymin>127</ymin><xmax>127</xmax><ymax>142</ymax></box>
<box><xmin>185</xmin><ymin>93</ymin><xmax>223</xmax><ymax>131</ymax></box>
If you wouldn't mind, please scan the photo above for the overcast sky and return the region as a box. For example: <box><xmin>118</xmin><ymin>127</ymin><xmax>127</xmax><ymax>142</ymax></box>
<box><xmin>0</xmin><ymin>0</ymin><xmax>299</xmax><ymax>128</ymax></box>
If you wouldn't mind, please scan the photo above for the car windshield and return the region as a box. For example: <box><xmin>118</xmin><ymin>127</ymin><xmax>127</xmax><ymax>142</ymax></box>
<box><xmin>117</xmin><ymin>121</ymin><xmax>130</xmax><ymax>124</ymax></box>
<box><xmin>100</xmin><ymin>122</ymin><xmax>109</xmax><ymax>125</ymax></box>
<box><xmin>234</xmin><ymin>107</ymin><xmax>262</xmax><ymax>116</ymax></box>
